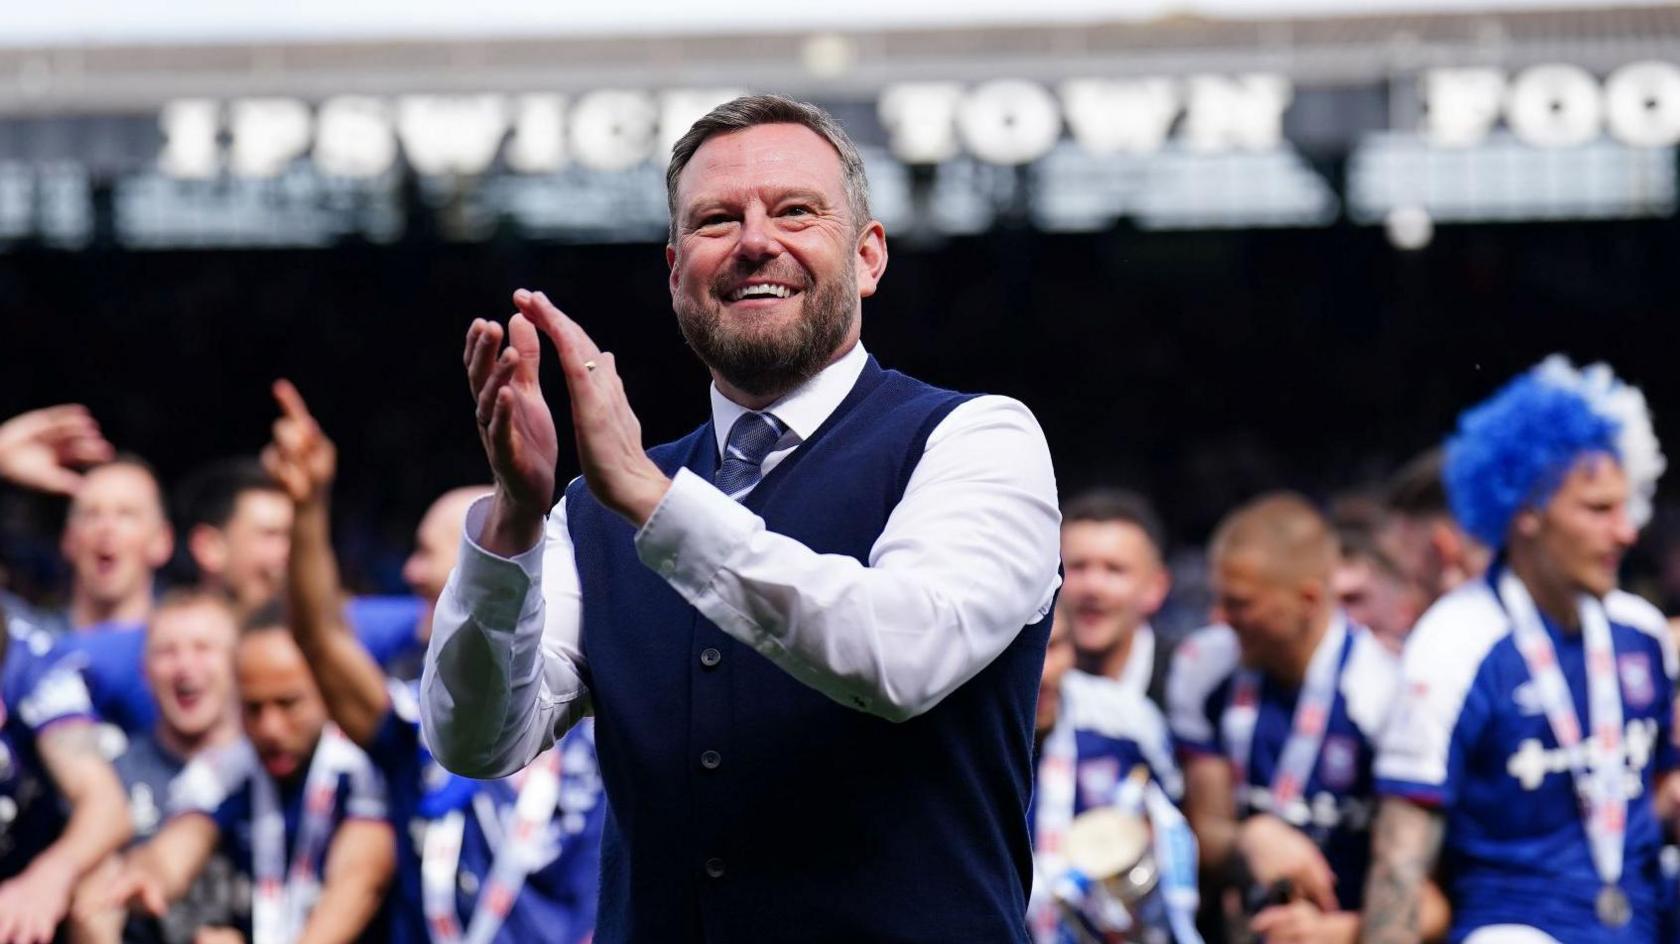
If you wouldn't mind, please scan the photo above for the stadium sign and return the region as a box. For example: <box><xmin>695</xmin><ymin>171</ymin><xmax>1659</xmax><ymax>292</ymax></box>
<box><xmin>1424</xmin><ymin>62</ymin><xmax>1680</xmax><ymax>149</ymax></box>
<box><xmin>147</xmin><ymin>61</ymin><xmax>1680</xmax><ymax>182</ymax></box>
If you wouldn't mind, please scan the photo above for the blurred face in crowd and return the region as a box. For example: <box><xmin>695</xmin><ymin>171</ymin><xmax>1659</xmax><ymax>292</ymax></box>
<box><xmin>192</xmin><ymin>488</ymin><xmax>293</xmax><ymax>614</ymax></box>
<box><xmin>1037</xmin><ymin>608</ymin><xmax>1076</xmax><ymax>735</ymax></box>
<box><xmin>1214</xmin><ymin>548</ymin><xmax>1326</xmax><ymax>674</ymax></box>
<box><xmin>1377</xmin><ymin>513</ymin><xmax>1485</xmax><ymax>606</ymax></box>
<box><xmin>667</xmin><ymin>123</ymin><xmax>885</xmax><ymax>399</ymax></box>
<box><xmin>236</xmin><ymin>628</ymin><xmax>329</xmax><ymax>782</ymax></box>
<box><xmin>1060</xmin><ymin>520</ymin><xmax>1169</xmax><ymax>662</ymax></box>
<box><xmin>1514</xmin><ymin>455</ymin><xmax>1636</xmax><ymax>601</ymax></box>
<box><xmin>402</xmin><ymin>487</ymin><xmax>487</xmax><ymax>640</ymax></box>
<box><xmin>61</xmin><ymin>463</ymin><xmax>173</xmax><ymax>617</ymax></box>
<box><xmin>1335</xmin><ymin>552</ymin><xmax>1427</xmax><ymax>654</ymax></box>
<box><xmin>146</xmin><ymin>598</ymin><xmax>238</xmax><ymax>744</ymax></box>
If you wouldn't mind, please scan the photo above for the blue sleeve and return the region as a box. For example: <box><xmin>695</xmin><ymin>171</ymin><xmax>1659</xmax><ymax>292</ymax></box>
<box><xmin>1376</xmin><ymin>666</ymin><xmax>1490</xmax><ymax>809</ymax></box>
<box><xmin>9</xmin><ymin>639</ymin><xmax>97</xmax><ymax>733</ymax></box>
<box><xmin>348</xmin><ymin>596</ymin><xmax>423</xmax><ymax>669</ymax></box>
<box><xmin>53</xmin><ymin>630</ymin><xmax>154</xmax><ymax>733</ymax></box>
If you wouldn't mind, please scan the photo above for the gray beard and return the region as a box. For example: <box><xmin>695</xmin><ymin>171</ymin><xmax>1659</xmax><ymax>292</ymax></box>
<box><xmin>675</xmin><ymin>265</ymin><xmax>856</xmax><ymax>400</ymax></box>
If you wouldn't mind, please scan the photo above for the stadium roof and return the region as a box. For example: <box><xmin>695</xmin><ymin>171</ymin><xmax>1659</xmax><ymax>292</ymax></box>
<box><xmin>0</xmin><ymin>4</ymin><xmax>1676</xmax><ymax>114</ymax></box>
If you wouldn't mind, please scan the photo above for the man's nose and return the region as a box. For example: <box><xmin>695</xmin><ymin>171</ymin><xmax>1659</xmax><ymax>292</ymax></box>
<box><xmin>735</xmin><ymin>208</ymin><xmax>782</xmax><ymax>261</ymax></box>
<box><xmin>1612</xmin><ymin>511</ymin><xmax>1637</xmax><ymax>548</ymax></box>
<box><xmin>250</xmin><ymin>706</ymin><xmax>284</xmax><ymax>740</ymax></box>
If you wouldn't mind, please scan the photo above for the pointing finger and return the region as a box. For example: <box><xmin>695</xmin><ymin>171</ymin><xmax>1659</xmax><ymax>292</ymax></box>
<box><xmin>272</xmin><ymin>379</ymin><xmax>312</xmax><ymax>423</ymax></box>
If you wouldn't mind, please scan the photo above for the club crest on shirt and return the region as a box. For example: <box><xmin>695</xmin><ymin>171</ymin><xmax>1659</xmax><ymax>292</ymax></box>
<box><xmin>1077</xmin><ymin>758</ymin><xmax>1120</xmax><ymax>809</ymax></box>
<box><xmin>1318</xmin><ymin>735</ymin><xmax>1359</xmax><ymax>791</ymax></box>
<box><xmin>1619</xmin><ymin>653</ymin><xmax>1654</xmax><ymax>710</ymax></box>
<box><xmin>1510</xmin><ymin>680</ymin><xmax>1545</xmax><ymax>716</ymax></box>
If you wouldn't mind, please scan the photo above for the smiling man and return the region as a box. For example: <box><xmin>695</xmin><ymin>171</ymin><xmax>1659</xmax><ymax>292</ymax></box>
<box><xmin>111</xmin><ymin>612</ymin><xmax>395</xmax><ymax>943</ymax></box>
<box><xmin>422</xmin><ymin>95</ymin><xmax>1062</xmax><ymax>943</ymax></box>
<box><xmin>1059</xmin><ymin>488</ymin><xmax>1173</xmax><ymax>704</ymax></box>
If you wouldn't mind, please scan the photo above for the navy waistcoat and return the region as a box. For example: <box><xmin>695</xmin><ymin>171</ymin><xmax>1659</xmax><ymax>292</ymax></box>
<box><xmin>565</xmin><ymin>357</ymin><xmax>1051</xmax><ymax>943</ymax></box>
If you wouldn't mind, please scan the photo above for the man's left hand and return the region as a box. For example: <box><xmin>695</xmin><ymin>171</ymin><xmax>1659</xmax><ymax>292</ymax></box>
<box><xmin>514</xmin><ymin>290</ymin><xmax>671</xmax><ymax>526</ymax></box>
<box><xmin>0</xmin><ymin>855</ymin><xmax>77</xmax><ymax>944</ymax></box>
<box><xmin>1251</xmin><ymin>901</ymin><xmax>1359</xmax><ymax>944</ymax></box>
<box><xmin>262</xmin><ymin>379</ymin><xmax>337</xmax><ymax>509</ymax></box>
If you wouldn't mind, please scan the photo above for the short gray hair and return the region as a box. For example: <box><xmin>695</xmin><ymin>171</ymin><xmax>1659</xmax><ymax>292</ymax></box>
<box><xmin>665</xmin><ymin>94</ymin><xmax>871</xmax><ymax>244</ymax></box>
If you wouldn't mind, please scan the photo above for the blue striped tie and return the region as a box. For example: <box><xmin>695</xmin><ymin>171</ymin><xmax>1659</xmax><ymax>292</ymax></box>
<box><xmin>714</xmin><ymin>412</ymin><xmax>786</xmax><ymax>499</ymax></box>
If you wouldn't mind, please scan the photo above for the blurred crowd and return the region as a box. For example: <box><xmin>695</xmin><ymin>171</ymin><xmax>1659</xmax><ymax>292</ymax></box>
<box><xmin>0</xmin><ymin>352</ymin><xmax>1671</xmax><ymax>944</ymax></box>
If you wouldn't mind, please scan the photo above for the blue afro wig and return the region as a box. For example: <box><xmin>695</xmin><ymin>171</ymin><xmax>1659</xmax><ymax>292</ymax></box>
<box><xmin>1443</xmin><ymin>371</ymin><xmax>1620</xmax><ymax>550</ymax></box>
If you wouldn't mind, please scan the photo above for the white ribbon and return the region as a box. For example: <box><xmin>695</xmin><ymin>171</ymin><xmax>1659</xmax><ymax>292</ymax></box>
<box><xmin>1497</xmin><ymin>570</ymin><xmax>1626</xmax><ymax>902</ymax></box>
<box><xmin>421</xmin><ymin>747</ymin><xmax>564</xmax><ymax>944</ymax></box>
<box><xmin>1222</xmin><ymin>616</ymin><xmax>1348</xmax><ymax>825</ymax></box>
<box><xmin>250</xmin><ymin>726</ymin><xmax>355</xmax><ymax>944</ymax></box>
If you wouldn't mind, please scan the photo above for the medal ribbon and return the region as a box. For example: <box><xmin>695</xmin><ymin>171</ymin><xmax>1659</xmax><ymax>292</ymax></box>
<box><xmin>1497</xmin><ymin>570</ymin><xmax>1626</xmax><ymax>906</ymax></box>
<box><xmin>1029</xmin><ymin>714</ymin><xmax>1079</xmax><ymax>943</ymax></box>
<box><xmin>1221</xmin><ymin>616</ymin><xmax>1347</xmax><ymax>822</ymax></box>
<box><xmin>421</xmin><ymin>747</ymin><xmax>565</xmax><ymax>944</ymax></box>
<box><xmin>251</xmin><ymin>726</ymin><xmax>353</xmax><ymax>944</ymax></box>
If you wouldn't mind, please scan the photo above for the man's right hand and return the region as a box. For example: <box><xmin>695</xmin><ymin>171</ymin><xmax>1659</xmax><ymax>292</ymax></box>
<box><xmin>103</xmin><ymin>864</ymin><xmax>169</xmax><ymax>919</ymax></box>
<box><xmin>465</xmin><ymin>298</ymin><xmax>559</xmax><ymax>555</ymax></box>
<box><xmin>0</xmin><ymin>404</ymin><xmax>113</xmax><ymax>496</ymax></box>
<box><xmin>1238</xmin><ymin>813</ymin><xmax>1340</xmax><ymax>914</ymax></box>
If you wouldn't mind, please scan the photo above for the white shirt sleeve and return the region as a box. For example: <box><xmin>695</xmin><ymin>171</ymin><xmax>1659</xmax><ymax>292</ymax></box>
<box><xmin>420</xmin><ymin>492</ymin><xmax>590</xmax><ymax>779</ymax></box>
<box><xmin>635</xmin><ymin>394</ymin><xmax>1061</xmax><ymax>722</ymax></box>
<box><xmin>421</xmin><ymin>394</ymin><xmax>1060</xmax><ymax>777</ymax></box>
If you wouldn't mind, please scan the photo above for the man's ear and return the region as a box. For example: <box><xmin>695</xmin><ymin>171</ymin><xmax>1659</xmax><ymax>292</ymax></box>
<box><xmin>855</xmin><ymin>221</ymin><xmax>888</xmax><ymax>299</ymax></box>
<box><xmin>1142</xmin><ymin>564</ymin><xmax>1172</xmax><ymax>618</ymax></box>
<box><xmin>666</xmin><ymin>244</ymin><xmax>679</xmax><ymax>297</ymax></box>
<box><xmin>1513</xmin><ymin>508</ymin><xmax>1542</xmax><ymax>541</ymax></box>
<box><xmin>187</xmin><ymin>524</ymin><xmax>223</xmax><ymax>576</ymax></box>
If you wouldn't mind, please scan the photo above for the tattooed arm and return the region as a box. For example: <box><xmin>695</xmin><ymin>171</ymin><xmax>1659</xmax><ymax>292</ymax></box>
<box><xmin>0</xmin><ymin>721</ymin><xmax>132</xmax><ymax>944</ymax></box>
<box><xmin>1360</xmin><ymin>797</ymin><xmax>1445</xmax><ymax>944</ymax></box>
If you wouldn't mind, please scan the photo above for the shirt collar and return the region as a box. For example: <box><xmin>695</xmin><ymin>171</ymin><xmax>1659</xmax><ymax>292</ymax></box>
<box><xmin>709</xmin><ymin>340</ymin><xmax>869</xmax><ymax>458</ymax></box>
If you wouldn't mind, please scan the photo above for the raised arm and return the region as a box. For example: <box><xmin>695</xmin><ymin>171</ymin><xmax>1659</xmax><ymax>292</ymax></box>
<box><xmin>1360</xmin><ymin>797</ymin><xmax>1446</xmax><ymax>944</ymax></box>
<box><xmin>296</xmin><ymin>818</ymin><xmax>396</xmax><ymax>944</ymax></box>
<box><xmin>0</xmin><ymin>721</ymin><xmax>132</xmax><ymax>944</ymax></box>
<box><xmin>512</xmin><ymin>291</ymin><xmax>1060</xmax><ymax>722</ymax></box>
<box><xmin>0</xmin><ymin>404</ymin><xmax>113</xmax><ymax>496</ymax></box>
<box><xmin>421</xmin><ymin>298</ymin><xmax>590</xmax><ymax>778</ymax></box>
<box><xmin>263</xmin><ymin>380</ymin><xmax>391</xmax><ymax>748</ymax></box>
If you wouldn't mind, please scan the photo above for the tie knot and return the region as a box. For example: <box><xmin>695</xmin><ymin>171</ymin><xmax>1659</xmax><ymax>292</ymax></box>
<box><xmin>714</xmin><ymin>412</ymin><xmax>786</xmax><ymax>499</ymax></box>
<box><xmin>724</xmin><ymin>412</ymin><xmax>785</xmax><ymax>466</ymax></box>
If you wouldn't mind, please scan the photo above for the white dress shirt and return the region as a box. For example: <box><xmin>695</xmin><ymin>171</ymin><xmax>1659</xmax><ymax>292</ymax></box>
<box><xmin>421</xmin><ymin>341</ymin><xmax>1063</xmax><ymax>778</ymax></box>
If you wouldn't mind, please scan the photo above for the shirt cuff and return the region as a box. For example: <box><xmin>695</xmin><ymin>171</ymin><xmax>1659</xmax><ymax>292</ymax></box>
<box><xmin>451</xmin><ymin>495</ymin><xmax>548</xmax><ymax>632</ymax></box>
<box><xmin>1374</xmin><ymin>777</ymin><xmax>1448</xmax><ymax>808</ymax></box>
<box><xmin>633</xmin><ymin>467</ymin><xmax>760</xmax><ymax>595</ymax></box>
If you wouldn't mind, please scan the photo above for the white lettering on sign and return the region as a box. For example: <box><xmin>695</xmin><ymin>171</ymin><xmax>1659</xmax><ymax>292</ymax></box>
<box><xmin>157</xmin><ymin>88</ymin><xmax>742</xmax><ymax>181</ymax></box>
<box><xmin>955</xmin><ymin>79</ymin><xmax>1063</xmax><ymax>165</ymax></box>
<box><xmin>878</xmin><ymin>83</ymin><xmax>964</xmax><ymax>164</ymax></box>
<box><xmin>1605</xmin><ymin>61</ymin><xmax>1680</xmax><ymax>148</ymax></box>
<box><xmin>1506</xmin><ymin>64</ymin><xmax>1602</xmax><ymax>148</ymax></box>
<box><xmin>569</xmin><ymin>89</ymin><xmax>660</xmax><ymax>172</ymax></box>
<box><xmin>1423</xmin><ymin>61</ymin><xmax>1680</xmax><ymax>149</ymax></box>
<box><xmin>1059</xmin><ymin>78</ymin><xmax>1179</xmax><ymax>155</ymax></box>
<box><xmin>1182</xmin><ymin>74</ymin><xmax>1292</xmax><ymax>152</ymax></box>
<box><xmin>230</xmin><ymin>98</ymin><xmax>313</xmax><ymax>178</ymax></box>
<box><xmin>314</xmin><ymin>96</ymin><xmax>397</xmax><ymax>178</ymax></box>
<box><xmin>880</xmin><ymin>74</ymin><xmax>1291</xmax><ymax>164</ymax></box>
<box><xmin>396</xmin><ymin>95</ymin><xmax>509</xmax><ymax>176</ymax></box>
<box><xmin>158</xmin><ymin>99</ymin><xmax>219</xmax><ymax>179</ymax></box>
<box><xmin>506</xmin><ymin>94</ymin><xmax>568</xmax><ymax>173</ymax></box>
